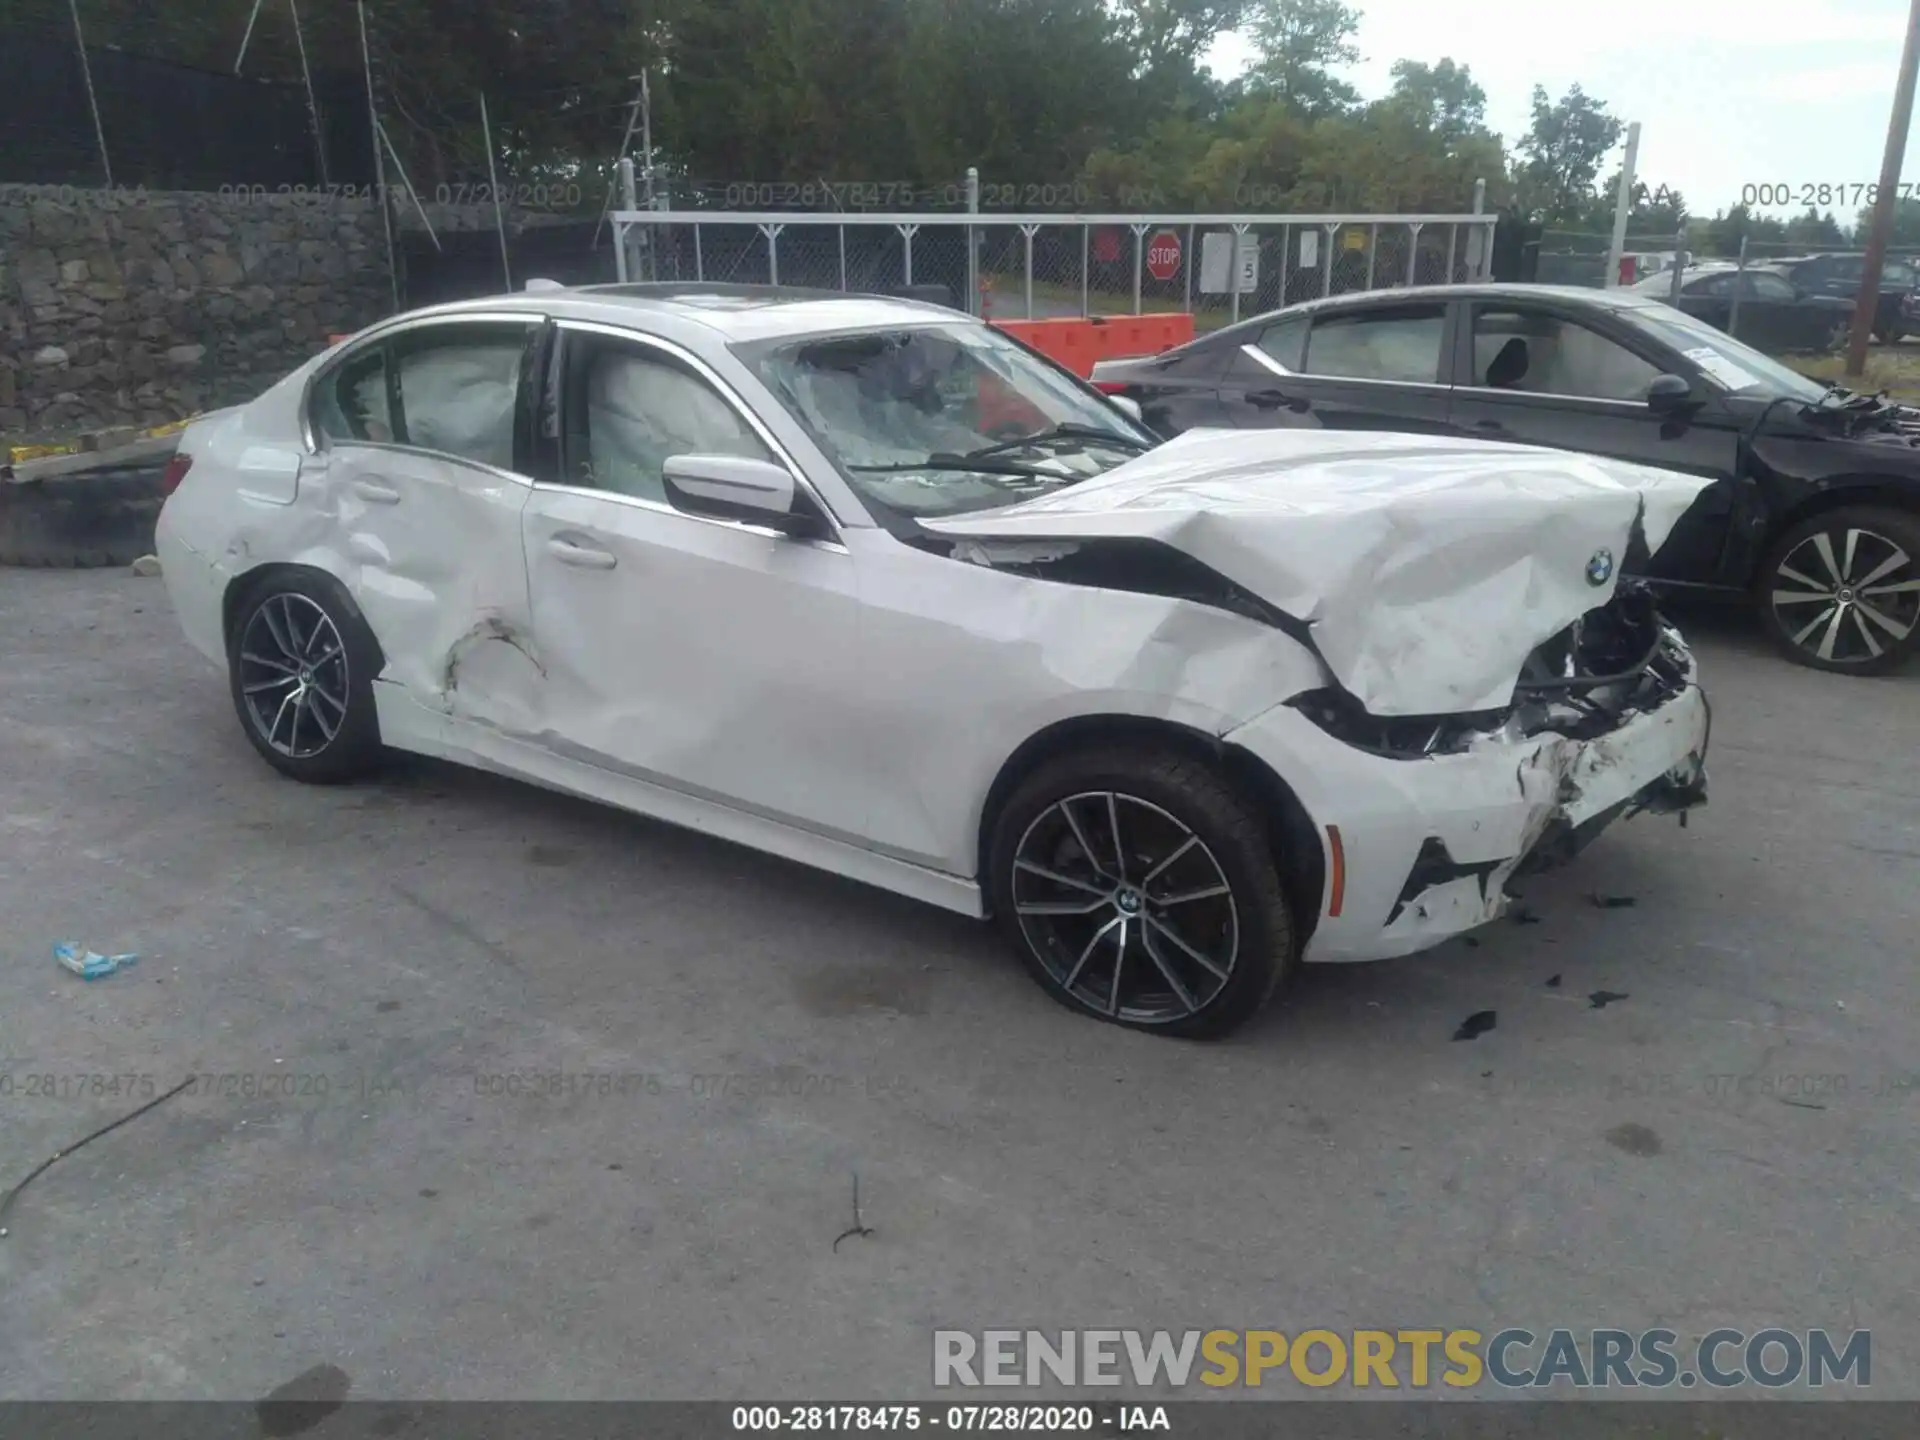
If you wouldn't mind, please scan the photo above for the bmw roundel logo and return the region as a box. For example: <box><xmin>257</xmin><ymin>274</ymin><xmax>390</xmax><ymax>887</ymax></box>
<box><xmin>1586</xmin><ymin>548</ymin><xmax>1616</xmax><ymax>587</ymax></box>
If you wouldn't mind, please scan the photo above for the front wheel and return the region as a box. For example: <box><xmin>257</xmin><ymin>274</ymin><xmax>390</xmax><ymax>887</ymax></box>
<box><xmin>986</xmin><ymin>747</ymin><xmax>1296</xmax><ymax>1039</ymax></box>
<box><xmin>1757</xmin><ymin>507</ymin><xmax>1920</xmax><ymax>674</ymax></box>
<box><xmin>228</xmin><ymin>571</ymin><xmax>385</xmax><ymax>782</ymax></box>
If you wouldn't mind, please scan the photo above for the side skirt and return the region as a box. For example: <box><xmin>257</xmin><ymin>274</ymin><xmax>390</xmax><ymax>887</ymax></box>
<box><xmin>372</xmin><ymin>682</ymin><xmax>986</xmax><ymax>920</ymax></box>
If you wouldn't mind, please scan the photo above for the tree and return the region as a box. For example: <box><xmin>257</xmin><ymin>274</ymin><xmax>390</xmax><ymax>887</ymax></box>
<box><xmin>1107</xmin><ymin>0</ymin><xmax>1249</xmax><ymax>118</ymax></box>
<box><xmin>1380</xmin><ymin>58</ymin><xmax>1487</xmax><ymax>142</ymax></box>
<box><xmin>1855</xmin><ymin>197</ymin><xmax>1920</xmax><ymax>249</ymax></box>
<box><xmin>1783</xmin><ymin>206</ymin><xmax>1849</xmax><ymax>248</ymax></box>
<box><xmin>897</xmin><ymin>0</ymin><xmax>1137</xmax><ymax>182</ymax></box>
<box><xmin>1243</xmin><ymin>0</ymin><xmax>1363</xmax><ymax>116</ymax></box>
<box><xmin>1581</xmin><ymin>174</ymin><xmax>1686</xmax><ymax>239</ymax></box>
<box><xmin>1697</xmin><ymin>203</ymin><xmax>1788</xmax><ymax>258</ymax></box>
<box><xmin>1111</xmin><ymin>0</ymin><xmax>1249</xmax><ymax>74</ymax></box>
<box><xmin>1516</xmin><ymin>84</ymin><xmax>1623</xmax><ymax>225</ymax></box>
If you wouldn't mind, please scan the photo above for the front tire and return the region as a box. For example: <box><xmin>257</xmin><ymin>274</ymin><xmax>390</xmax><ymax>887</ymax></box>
<box><xmin>1757</xmin><ymin>507</ymin><xmax>1920</xmax><ymax>674</ymax></box>
<box><xmin>227</xmin><ymin>571</ymin><xmax>384</xmax><ymax>782</ymax></box>
<box><xmin>987</xmin><ymin>746</ymin><xmax>1296</xmax><ymax>1039</ymax></box>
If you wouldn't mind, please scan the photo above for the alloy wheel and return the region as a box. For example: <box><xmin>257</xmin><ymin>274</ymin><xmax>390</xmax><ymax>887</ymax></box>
<box><xmin>1770</xmin><ymin>526</ymin><xmax>1920</xmax><ymax>665</ymax></box>
<box><xmin>238</xmin><ymin>593</ymin><xmax>350</xmax><ymax>758</ymax></box>
<box><xmin>1011</xmin><ymin>791</ymin><xmax>1239</xmax><ymax>1025</ymax></box>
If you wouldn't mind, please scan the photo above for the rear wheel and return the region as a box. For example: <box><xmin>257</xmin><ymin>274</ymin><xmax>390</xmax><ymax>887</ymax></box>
<box><xmin>228</xmin><ymin>571</ymin><xmax>384</xmax><ymax>782</ymax></box>
<box><xmin>1758</xmin><ymin>507</ymin><xmax>1920</xmax><ymax>674</ymax></box>
<box><xmin>987</xmin><ymin>746</ymin><xmax>1295</xmax><ymax>1039</ymax></box>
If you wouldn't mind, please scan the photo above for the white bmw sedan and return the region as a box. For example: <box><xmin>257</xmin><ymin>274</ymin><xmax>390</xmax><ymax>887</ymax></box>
<box><xmin>156</xmin><ymin>284</ymin><xmax>1712</xmax><ymax>1038</ymax></box>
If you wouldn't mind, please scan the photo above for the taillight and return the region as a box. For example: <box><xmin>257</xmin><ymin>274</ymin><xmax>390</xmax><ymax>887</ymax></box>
<box><xmin>160</xmin><ymin>452</ymin><xmax>193</xmax><ymax>496</ymax></box>
<box><xmin>1094</xmin><ymin>381</ymin><xmax>1130</xmax><ymax>395</ymax></box>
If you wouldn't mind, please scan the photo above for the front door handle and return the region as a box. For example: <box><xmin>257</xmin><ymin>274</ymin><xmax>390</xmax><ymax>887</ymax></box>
<box><xmin>1245</xmin><ymin>389</ymin><xmax>1300</xmax><ymax>411</ymax></box>
<box><xmin>1471</xmin><ymin>418</ymin><xmax>1507</xmax><ymax>433</ymax></box>
<box><xmin>352</xmin><ymin>480</ymin><xmax>402</xmax><ymax>504</ymax></box>
<box><xmin>546</xmin><ymin>537</ymin><xmax>617</xmax><ymax>570</ymax></box>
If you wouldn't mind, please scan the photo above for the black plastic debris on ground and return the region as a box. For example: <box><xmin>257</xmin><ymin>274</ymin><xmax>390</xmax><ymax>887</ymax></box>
<box><xmin>1588</xmin><ymin>990</ymin><xmax>1630</xmax><ymax>1009</ymax></box>
<box><xmin>1590</xmin><ymin>894</ymin><xmax>1637</xmax><ymax>909</ymax></box>
<box><xmin>1453</xmin><ymin>1010</ymin><xmax>1497</xmax><ymax>1041</ymax></box>
<box><xmin>1510</xmin><ymin>906</ymin><xmax>1542</xmax><ymax>925</ymax></box>
<box><xmin>1545</xmin><ymin>973</ymin><xmax>1563</xmax><ymax>988</ymax></box>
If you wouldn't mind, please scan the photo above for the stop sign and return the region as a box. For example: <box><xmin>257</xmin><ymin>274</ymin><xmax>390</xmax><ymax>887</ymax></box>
<box><xmin>1145</xmin><ymin>229</ymin><xmax>1182</xmax><ymax>282</ymax></box>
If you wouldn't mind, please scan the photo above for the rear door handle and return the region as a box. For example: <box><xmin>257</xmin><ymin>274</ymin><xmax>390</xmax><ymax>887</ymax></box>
<box><xmin>546</xmin><ymin>537</ymin><xmax>617</xmax><ymax>570</ymax></box>
<box><xmin>1471</xmin><ymin>419</ymin><xmax>1507</xmax><ymax>433</ymax></box>
<box><xmin>352</xmin><ymin>480</ymin><xmax>402</xmax><ymax>504</ymax></box>
<box><xmin>1245</xmin><ymin>389</ymin><xmax>1294</xmax><ymax>411</ymax></box>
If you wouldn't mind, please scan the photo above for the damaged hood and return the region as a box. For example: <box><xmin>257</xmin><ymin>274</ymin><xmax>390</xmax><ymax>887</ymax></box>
<box><xmin>922</xmin><ymin>428</ymin><xmax>1711</xmax><ymax>716</ymax></box>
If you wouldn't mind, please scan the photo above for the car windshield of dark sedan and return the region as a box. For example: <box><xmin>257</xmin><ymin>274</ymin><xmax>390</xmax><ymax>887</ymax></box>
<box><xmin>1623</xmin><ymin>305</ymin><xmax>1828</xmax><ymax>402</ymax></box>
<box><xmin>741</xmin><ymin>326</ymin><xmax>1150</xmax><ymax>519</ymax></box>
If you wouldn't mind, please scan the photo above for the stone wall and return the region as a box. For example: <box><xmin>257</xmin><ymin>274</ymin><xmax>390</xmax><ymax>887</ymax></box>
<box><xmin>1</xmin><ymin>189</ymin><xmax>390</xmax><ymax>442</ymax></box>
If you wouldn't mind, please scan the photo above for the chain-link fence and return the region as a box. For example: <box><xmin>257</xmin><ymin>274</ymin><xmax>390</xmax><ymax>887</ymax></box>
<box><xmin>1535</xmin><ymin>229</ymin><xmax>1691</xmax><ymax>289</ymax></box>
<box><xmin>615</xmin><ymin>212</ymin><xmax>1498</xmax><ymax>328</ymax></box>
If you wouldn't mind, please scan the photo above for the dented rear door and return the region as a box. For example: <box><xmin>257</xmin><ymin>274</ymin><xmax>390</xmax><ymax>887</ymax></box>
<box><xmin>313</xmin><ymin>316</ymin><xmax>545</xmax><ymax>727</ymax></box>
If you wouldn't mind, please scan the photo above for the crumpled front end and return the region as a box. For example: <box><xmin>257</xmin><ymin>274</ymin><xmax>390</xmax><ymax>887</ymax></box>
<box><xmin>1228</xmin><ymin>588</ymin><xmax>1709</xmax><ymax>963</ymax></box>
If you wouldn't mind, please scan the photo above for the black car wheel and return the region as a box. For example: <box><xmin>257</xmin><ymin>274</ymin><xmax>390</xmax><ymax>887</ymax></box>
<box><xmin>228</xmin><ymin>570</ymin><xmax>385</xmax><ymax>781</ymax></box>
<box><xmin>1759</xmin><ymin>508</ymin><xmax>1920</xmax><ymax>674</ymax></box>
<box><xmin>987</xmin><ymin>746</ymin><xmax>1295</xmax><ymax>1039</ymax></box>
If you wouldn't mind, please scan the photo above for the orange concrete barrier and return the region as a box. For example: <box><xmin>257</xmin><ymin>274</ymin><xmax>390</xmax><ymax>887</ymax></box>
<box><xmin>991</xmin><ymin>313</ymin><xmax>1195</xmax><ymax>377</ymax></box>
<box><xmin>1090</xmin><ymin>313</ymin><xmax>1195</xmax><ymax>360</ymax></box>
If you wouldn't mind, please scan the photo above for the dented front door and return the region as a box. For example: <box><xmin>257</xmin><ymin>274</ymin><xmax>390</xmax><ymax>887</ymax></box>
<box><xmin>519</xmin><ymin>489</ymin><xmax>862</xmax><ymax>838</ymax></box>
<box><xmin>518</xmin><ymin>323</ymin><xmax>864</xmax><ymax>840</ymax></box>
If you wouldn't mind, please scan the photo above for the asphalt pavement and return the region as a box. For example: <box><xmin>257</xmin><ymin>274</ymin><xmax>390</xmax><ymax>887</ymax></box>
<box><xmin>2</xmin><ymin>569</ymin><xmax>1918</xmax><ymax>1402</ymax></box>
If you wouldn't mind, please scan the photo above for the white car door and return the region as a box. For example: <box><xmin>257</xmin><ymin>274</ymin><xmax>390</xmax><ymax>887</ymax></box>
<box><xmin>307</xmin><ymin>316</ymin><xmax>544</xmax><ymax>727</ymax></box>
<box><xmin>518</xmin><ymin>322</ymin><xmax>865</xmax><ymax>840</ymax></box>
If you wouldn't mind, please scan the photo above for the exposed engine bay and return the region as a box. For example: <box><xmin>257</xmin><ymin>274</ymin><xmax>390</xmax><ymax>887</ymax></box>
<box><xmin>1287</xmin><ymin>582</ymin><xmax>1697</xmax><ymax>757</ymax></box>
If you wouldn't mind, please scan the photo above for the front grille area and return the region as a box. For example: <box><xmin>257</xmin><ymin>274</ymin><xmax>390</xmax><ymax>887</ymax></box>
<box><xmin>1288</xmin><ymin>583</ymin><xmax>1694</xmax><ymax>759</ymax></box>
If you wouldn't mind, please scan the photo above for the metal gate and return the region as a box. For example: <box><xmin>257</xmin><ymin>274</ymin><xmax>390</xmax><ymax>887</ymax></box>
<box><xmin>610</xmin><ymin>208</ymin><xmax>1499</xmax><ymax>331</ymax></box>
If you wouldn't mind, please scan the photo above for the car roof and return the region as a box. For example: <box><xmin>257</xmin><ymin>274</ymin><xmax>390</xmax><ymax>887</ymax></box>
<box><xmin>1190</xmin><ymin>281</ymin><xmax>1671</xmax><ymax>347</ymax></box>
<box><xmin>374</xmin><ymin>283</ymin><xmax>974</xmax><ymax>344</ymax></box>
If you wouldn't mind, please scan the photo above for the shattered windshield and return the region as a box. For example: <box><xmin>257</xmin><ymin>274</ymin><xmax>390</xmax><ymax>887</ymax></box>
<box><xmin>739</xmin><ymin>325</ymin><xmax>1152</xmax><ymax>519</ymax></box>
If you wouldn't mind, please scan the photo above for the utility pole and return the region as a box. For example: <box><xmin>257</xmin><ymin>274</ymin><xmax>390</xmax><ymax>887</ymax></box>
<box><xmin>1848</xmin><ymin>0</ymin><xmax>1920</xmax><ymax>378</ymax></box>
<box><xmin>1604</xmin><ymin>121</ymin><xmax>1641</xmax><ymax>288</ymax></box>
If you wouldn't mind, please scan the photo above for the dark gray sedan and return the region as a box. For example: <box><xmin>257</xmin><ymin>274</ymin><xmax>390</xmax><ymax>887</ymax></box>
<box><xmin>1626</xmin><ymin>263</ymin><xmax>1852</xmax><ymax>354</ymax></box>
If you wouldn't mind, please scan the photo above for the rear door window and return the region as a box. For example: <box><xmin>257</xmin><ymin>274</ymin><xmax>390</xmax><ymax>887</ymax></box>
<box><xmin>391</xmin><ymin>323</ymin><xmax>536</xmax><ymax>473</ymax></box>
<box><xmin>1301</xmin><ymin>306</ymin><xmax>1446</xmax><ymax>383</ymax></box>
<box><xmin>1254</xmin><ymin>316</ymin><xmax>1308</xmax><ymax>372</ymax></box>
<box><xmin>313</xmin><ymin>346</ymin><xmax>394</xmax><ymax>444</ymax></box>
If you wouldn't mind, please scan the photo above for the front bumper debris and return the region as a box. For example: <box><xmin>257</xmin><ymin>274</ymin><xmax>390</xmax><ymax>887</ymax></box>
<box><xmin>1226</xmin><ymin>615</ymin><xmax>1709</xmax><ymax>964</ymax></box>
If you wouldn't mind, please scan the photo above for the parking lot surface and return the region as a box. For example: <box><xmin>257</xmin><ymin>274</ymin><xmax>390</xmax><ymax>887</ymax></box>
<box><xmin>2</xmin><ymin>568</ymin><xmax>1919</xmax><ymax>1401</ymax></box>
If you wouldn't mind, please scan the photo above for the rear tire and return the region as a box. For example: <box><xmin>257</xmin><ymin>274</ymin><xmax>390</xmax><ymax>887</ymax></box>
<box><xmin>1757</xmin><ymin>506</ymin><xmax>1920</xmax><ymax>674</ymax></box>
<box><xmin>986</xmin><ymin>745</ymin><xmax>1296</xmax><ymax>1039</ymax></box>
<box><xmin>227</xmin><ymin>570</ymin><xmax>384</xmax><ymax>782</ymax></box>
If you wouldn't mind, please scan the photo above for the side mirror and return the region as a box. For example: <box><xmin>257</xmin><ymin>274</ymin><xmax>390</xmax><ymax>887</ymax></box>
<box><xmin>1646</xmin><ymin>373</ymin><xmax>1695</xmax><ymax>416</ymax></box>
<box><xmin>1107</xmin><ymin>394</ymin><xmax>1144</xmax><ymax>423</ymax></box>
<box><xmin>662</xmin><ymin>454</ymin><xmax>807</xmax><ymax>532</ymax></box>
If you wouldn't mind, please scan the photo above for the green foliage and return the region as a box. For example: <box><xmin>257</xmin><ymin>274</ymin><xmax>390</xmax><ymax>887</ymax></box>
<box><xmin>1855</xmin><ymin>197</ymin><xmax>1920</xmax><ymax>248</ymax></box>
<box><xmin>1241</xmin><ymin>0</ymin><xmax>1363</xmax><ymax>116</ymax></box>
<box><xmin>5</xmin><ymin>0</ymin><xmax>1714</xmax><ymax>226</ymax></box>
<box><xmin>1784</xmin><ymin>207</ymin><xmax>1850</xmax><ymax>247</ymax></box>
<box><xmin>1517</xmin><ymin>84</ymin><xmax>1623</xmax><ymax>224</ymax></box>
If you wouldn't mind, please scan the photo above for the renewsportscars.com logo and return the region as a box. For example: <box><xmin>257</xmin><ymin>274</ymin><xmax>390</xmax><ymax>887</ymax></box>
<box><xmin>932</xmin><ymin>1328</ymin><xmax>1871</xmax><ymax>1391</ymax></box>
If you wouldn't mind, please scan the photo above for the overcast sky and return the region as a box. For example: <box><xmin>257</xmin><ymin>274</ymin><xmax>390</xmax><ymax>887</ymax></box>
<box><xmin>1204</xmin><ymin>0</ymin><xmax>1912</xmax><ymax>222</ymax></box>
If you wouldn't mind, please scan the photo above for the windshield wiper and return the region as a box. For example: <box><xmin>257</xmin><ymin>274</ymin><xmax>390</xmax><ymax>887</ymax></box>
<box><xmin>847</xmin><ymin>455</ymin><xmax>1070</xmax><ymax>479</ymax></box>
<box><xmin>959</xmin><ymin>423</ymin><xmax>1149</xmax><ymax>460</ymax></box>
